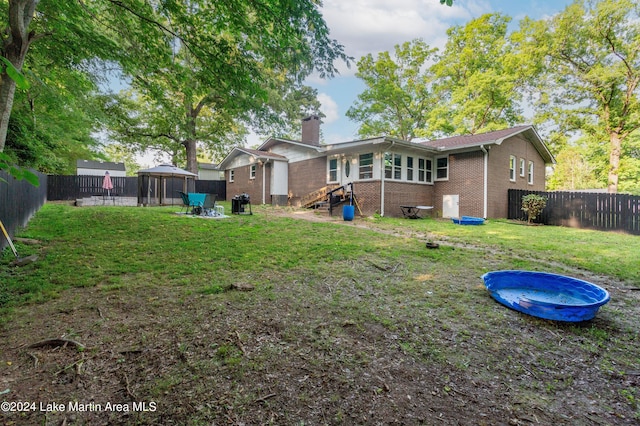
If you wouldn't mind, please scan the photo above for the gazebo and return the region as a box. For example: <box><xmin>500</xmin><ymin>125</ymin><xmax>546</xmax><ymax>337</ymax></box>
<box><xmin>137</xmin><ymin>164</ymin><xmax>198</xmax><ymax>206</ymax></box>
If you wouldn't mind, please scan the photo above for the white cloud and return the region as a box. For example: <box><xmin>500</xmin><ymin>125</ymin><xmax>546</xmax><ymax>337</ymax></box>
<box><xmin>321</xmin><ymin>0</ymin><xmax>478</xmax><ymax>62</ymax></box>
<box><xmin>317</xmin><ymin>93</ymin><xmax>340</xmax><ymax>124</ymax></box>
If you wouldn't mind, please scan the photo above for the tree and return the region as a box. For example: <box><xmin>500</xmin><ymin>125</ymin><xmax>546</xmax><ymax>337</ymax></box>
<box><xmin>0</xmin><ymin>0</ymin><xmax>39</xmax><ymax>153</ymax></box>
<box><xmin>89</xmin><ymin>0</ymin><xmax>348</xmax><ymax>173</ymax></box>
<box><xmin>1</xmin><ymin>0</ymin><xmax>350</xmax><ymax>175</ymax></box>
<box><xmin>429</xmin><ymin>13</ymin><xmax>527</xmax><ymax>136</ymax></box>
<box><xmin>518</xmin><ymin>0</ymin><xmax>640</xmax><ymax>193</ymax></box>
<box><xmin>547</xmin><ymin>145</ymin><xmax>601</xmax><ymax>190</ymax></box>
<box><xmin>346</xmin><ymin>39</ymin><xmax>438</xmax><ymax>141</ymax></box>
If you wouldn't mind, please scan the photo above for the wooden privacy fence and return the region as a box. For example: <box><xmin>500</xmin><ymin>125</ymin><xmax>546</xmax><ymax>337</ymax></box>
<box><xmin>508</xmin><ymin>189</ymin><xmax>640</xmax><ymax>235</ymax></box>
<box><xmin>47</xmin><ymin>175</ymin><xmax>138</xmax><ymax>200</ymax></box>
<box><xmin>0</xmin><ymin>170</ymin><xmax>48</xmax><ymax>252</ymax></box>
<box><xmin>47</xmin><ymin>175</ymin><xmax>227</xmax><ymax>203</ymax></box>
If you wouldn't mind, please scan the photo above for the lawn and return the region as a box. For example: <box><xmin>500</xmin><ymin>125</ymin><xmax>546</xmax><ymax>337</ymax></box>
<box><xmin>1</xmin><ymin>203</ymin><xmax>639</xmax><ymax>425</ymax></box>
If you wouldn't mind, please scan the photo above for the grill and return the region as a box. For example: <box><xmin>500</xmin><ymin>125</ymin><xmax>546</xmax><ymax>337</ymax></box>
<box><xmin>232</xmin><ymin>193</ymin><xmax>252</xmax><ymax>215</ymax></box>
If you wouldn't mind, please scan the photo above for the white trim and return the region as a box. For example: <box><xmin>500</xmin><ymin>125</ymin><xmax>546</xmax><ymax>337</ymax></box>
<box><xmin>435</xmin><ymin>155</ymin><xmax>449</xmax><ymax>181</ymax></box>
<box><xmin>262</xmin><ymin>161</ymin><xmax>266</xmax><ymax>204</ymax></box>
<box><xmin>380</xmin><ymin>153</ymin><xmax>386</xmax><ymax>216</ymax></box>
<box><xmin>509</xmin><ymin>155</ymin><xmax>517</xmax><ymax>182</ymax></box>
<box><xmin>481</xmin><ymin>145</ymin><xmax>488</xmax><ymax>218</ymax></box>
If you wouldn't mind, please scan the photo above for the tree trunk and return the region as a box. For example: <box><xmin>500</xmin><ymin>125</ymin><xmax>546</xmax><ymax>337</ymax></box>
<box><xmin>183</xmin><ymin>103</ymin><xmax>199</xmax><ymax>175</ymax></box>
<box><xmin>607</xmin><ymin>132</ymin><xmax>622</xmax><ymax>193</ymax></box>
<box><xmin>183</xmin><ymin>138</ymin><xmax>198</xmax><ymax>175</ymax></box>
<box><xmin>0</xmin><ymin>0</ymin><xmax>39</xmax><ymax>152</ymax></box>
<box><xmin>0</xmin><ymin>73</ymin><xmax>17</xmax><ymax>152</ymax></box>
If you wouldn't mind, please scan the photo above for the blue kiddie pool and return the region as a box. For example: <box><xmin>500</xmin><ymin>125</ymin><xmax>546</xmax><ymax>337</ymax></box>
<box><xmin>482</xmin><ymin>270</ymin><xmax>610</xmax><ymax>322</ymax></box>
<box><xmin>452</xmin><ymin>216</ymin><xmax>484</xmax><ymax>225</ymax></box>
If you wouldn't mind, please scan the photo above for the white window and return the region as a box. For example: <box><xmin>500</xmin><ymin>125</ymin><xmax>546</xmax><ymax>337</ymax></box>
<box><xmin>250</xmin><ymin>164</ymin><xmax>256</xmax><ymax>179</ymax></box>
<box><xmin>384</xmin><ymin>153</ymin><xmax>402</xmax><ymax>180</ymax></box>
<box><xmin>329</xmin><ymin>158</ymin><xmax>338</xmax><ymax>182</ymax></box>
<box><xmin>519</xmin><ymin>158</ymin><xmax>526</xmax><ymax>177</ymax></box>
<box><xmin>528</xmin><ymin>161</ymin><xmax>534</xmax><ymax>184</ymax></box>
<box><xmin>407</xmin><ymin>156</ymin><xmax>414</xmax><ymax>181</ymax></box>
<box><xmin>436</xmin><ymin>156</ymin><xmax>448</xmax><ymax>180</ymax></box>
<box><xmin>359</xmin><ymin>153</ymin><xmax>373</xmax><ymax>179</ymax></box>
<box><xmin>418</xmin><ymin>158</ymin><xmax>433</xmax><ymax>183</ymax></box>
<box><xmin>509</xmin><ymin>156</ymin><xmax>516</xmax><ymax>181</ymax></box>
<box><xmin>229</xmin><ymin>170</ymin><xmax>235</xmax><ymax>183</ymax></box>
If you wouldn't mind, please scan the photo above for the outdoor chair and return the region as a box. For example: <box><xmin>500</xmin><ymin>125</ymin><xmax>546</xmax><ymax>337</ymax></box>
<box><xmin>202</xmin><ymin>194</ymin><xmax>217</xmax><ymax>216</ymax></box>
<box><xmin>178</xmin><ymin>191</ymin><xmax>190</xmax><ymax>214</ymax></box>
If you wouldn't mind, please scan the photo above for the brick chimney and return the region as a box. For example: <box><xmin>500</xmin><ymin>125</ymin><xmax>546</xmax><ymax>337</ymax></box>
<box><xmin>301</xmin><ymin>115</ymin><xmax>321</xmax><ymax>146</ymax></box>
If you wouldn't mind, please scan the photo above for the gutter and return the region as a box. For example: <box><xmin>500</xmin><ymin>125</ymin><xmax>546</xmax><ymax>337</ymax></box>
<box><xmin>480</xmin><ymin>145</ymin><xmax>488</xmax><ymax>218</ymax></box>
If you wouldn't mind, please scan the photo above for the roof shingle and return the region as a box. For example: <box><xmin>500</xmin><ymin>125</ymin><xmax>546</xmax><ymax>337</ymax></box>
<box><xmin>420</xmin><ymin>125</ymin><xmax>532</xmax><ymax>149</ymax></box>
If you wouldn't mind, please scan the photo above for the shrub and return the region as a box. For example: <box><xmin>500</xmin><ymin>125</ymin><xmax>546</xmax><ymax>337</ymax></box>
<box><xmin>521</xmin><ymin>194</ymin><xmax>548</xmax><ymax>224</ymax></box>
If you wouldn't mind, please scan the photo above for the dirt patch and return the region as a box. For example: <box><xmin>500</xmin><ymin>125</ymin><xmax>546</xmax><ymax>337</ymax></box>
<box><xmin>1</xmin><ymin>209</ymin><xmax>639</xmax><ymax>425</ymax></box>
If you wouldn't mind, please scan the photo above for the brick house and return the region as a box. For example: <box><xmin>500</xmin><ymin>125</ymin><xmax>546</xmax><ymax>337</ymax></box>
<box><xmin>219</xmin><ymin>116</ymin><xmax>555</xmax><ymax>218</ymax></box>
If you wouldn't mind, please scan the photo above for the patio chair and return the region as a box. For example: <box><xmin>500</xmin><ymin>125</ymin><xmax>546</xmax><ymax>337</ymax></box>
<box><xmin>178</xmin><ymin>191</ymin><xmax>190</xmax><ymax>214</ymax></box>
<box><xmin>202</xmin><ymin>194</ymin><xmax>217</xmax><ymax>216</ymax></box>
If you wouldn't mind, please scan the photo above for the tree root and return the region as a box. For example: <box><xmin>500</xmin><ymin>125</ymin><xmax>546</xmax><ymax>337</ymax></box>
<box><xmin>27</xmin><ymin>338</ymin><xmax>85</xmax><ymax>351</ymax></box>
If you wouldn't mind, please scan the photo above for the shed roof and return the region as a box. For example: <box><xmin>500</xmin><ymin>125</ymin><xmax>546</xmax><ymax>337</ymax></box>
<box><xmin>76</xmin><ymin>159</ymin><xmax>126</xmax><ymax>171</ymax></box>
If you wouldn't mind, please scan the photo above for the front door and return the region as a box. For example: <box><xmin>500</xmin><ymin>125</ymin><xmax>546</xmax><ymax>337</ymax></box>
<box><xmin>443</xmin><ymin>194</ymin><xmax>459</xmax><ymax>218</ymax></box>
<box><xmin>341</xmin><ymin>157</ymin><xmax>355</xmax><ymax>186</ymax></box>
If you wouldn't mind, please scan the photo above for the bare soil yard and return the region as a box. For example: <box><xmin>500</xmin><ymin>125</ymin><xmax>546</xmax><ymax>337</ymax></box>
<box><xmin>1</xmin><ymin>208</ymin><xmax>639</xmax><ymax>425</ymax></box>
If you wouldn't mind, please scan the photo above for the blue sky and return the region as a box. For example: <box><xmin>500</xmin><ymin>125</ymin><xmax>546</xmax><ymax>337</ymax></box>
<box><xmin>292</xmin><ymin>0</ymin><xmax>575</xmax><ymax>146</ymax></box>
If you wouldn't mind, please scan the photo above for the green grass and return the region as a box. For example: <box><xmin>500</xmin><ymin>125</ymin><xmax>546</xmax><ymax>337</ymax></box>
<box><xmin>362</xmin><ymin>215</ymin><xmax>640</xmax><ymax>282</ymax></box>
<box><xmin>2</xmin><ymin>203</ymin><xmax>639</xmax><ymax>423</ymax></box>
<box><xmin>1</xmin><ymin>203</ymin><xmax>638</xmax><ymax>313</ymax></box>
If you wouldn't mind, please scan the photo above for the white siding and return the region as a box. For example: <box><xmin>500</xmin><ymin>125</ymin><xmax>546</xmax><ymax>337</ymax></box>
<box><xmin>268</xmin><ymin>145</ymin><xmax>322</xmax><ymax>163</ymax></box>
<box><xmin>76</xmin><ymin>168</ymin><xmax>126</xmax><ymax>177</ymax></box>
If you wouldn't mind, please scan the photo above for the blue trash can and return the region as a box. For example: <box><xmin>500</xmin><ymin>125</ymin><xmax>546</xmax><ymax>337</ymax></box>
<box><xmin>343</xmin><ymin>205</ymin><xmax>355</xmax><ymax>221</ymax></box>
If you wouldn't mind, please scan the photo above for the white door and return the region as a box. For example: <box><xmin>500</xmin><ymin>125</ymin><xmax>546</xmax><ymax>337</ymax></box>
<box><xmin>341</xmin><ymin>157</ymin><xmax>355</xmax><ymax>186</ymax></box>
<box><xmin>271</xmin><ymin>161</ymin><xmax>288</xmax><ymax>196</ymax></box>
<box><xmin>442</xmin><ymin>194</ymin><xmax>459</xmax><ymax>218</ymax></box>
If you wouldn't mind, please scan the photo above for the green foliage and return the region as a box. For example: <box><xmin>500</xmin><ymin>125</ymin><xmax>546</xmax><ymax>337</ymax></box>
<box><xmin>516</xmin><ymin>0</ymin><xmax>640</xmax><ymax>193</ymax></box>
<box><xmin>5</xmin><ymin>53</ymin><xmax>106</xmax><ymax>174</ymax></box>
<box><xmin>348</xmin><ymin>14</ymin><xmax>528</xmax><ymax>140</ymax></box>
<box><xmin>521</xmin><ymin>194</ymin><xmax>548</xmax><ymax>224</ymax></box>
<box><xmin>96</xmin><ymin>0</ymin><xmax>349</xmax><ymax>172</ymax></box>
<box><xmin>429</xmin><ymin>13</ymin><xmax>526</xmax><ymax>136</ymax></box>
<box><xmin>0</xmin><ymin>152</ymin><xmax>39</xmax><ymax>186</ymax></box>
<box><xmin>1</xmin><ymin>0</ymin><xmax>349</xmax><ymax>174</ymax></box>
<box><xmin>0</xmin><ymin>57</ymin><xmax>29</xmax><ymax>90</ymax></box>
<box><xmin>547</xmin><ymin>145</ymin><xmax>602</xmax><ymax>191</ymax></box>
<box><xmin>346</xmin><ymin>39</ymin><xmax>438</xmax><ymax>140</ymax></box>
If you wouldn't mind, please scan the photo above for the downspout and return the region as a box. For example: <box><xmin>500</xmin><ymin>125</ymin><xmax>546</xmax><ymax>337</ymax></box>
<box><xmin>480</xmin><ymin>145</ymin><xmax>488</xmax><ymax>218</ymax></box>
<box><xmin>380</xmin><ymin>141</ymin><xmax>396</xmax><ymax>217</ymax></box>
<box><xmin>261</xmin><ymin>159</ymin><xmax>268</xmax><ymax>205</ymax></box>
<box><xmin>380</xmin><ymin>154</ymin><xmax>385</xmax><ymax>217</ymax></box>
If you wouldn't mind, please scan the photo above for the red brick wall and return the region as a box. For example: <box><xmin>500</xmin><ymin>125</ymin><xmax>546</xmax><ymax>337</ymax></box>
<box><xmin>353</xmin><ymin>181</ymin><xmax>380</xmax><ymax>216</ymax></box>
<box><xmin>487</xmin><ymin>136</ymin><xmax>547</xmax><ymax>218</ymax></box>
<box><xmin>288</xmin><ymin>157</ymin><xmax>327</xmax><ymax>205</ymax></box>
<box><xmin>383</xmin><ymin>181</ymin><xmax>434</xmax><ymax>218</ymax></box>
<box><xmin>348</xmin><ymin>181</ymin><xmax>434</xmax><ymax>218</ymax></box>
<box><xmin>434</xmin><ymin>151</ymin><xmax>485</xmax><ymax>218</ymax></box>
<box><xmin>225</xmin><ymin>164</ymin><xmax>265</xmax><ymax>204</ymax></box>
